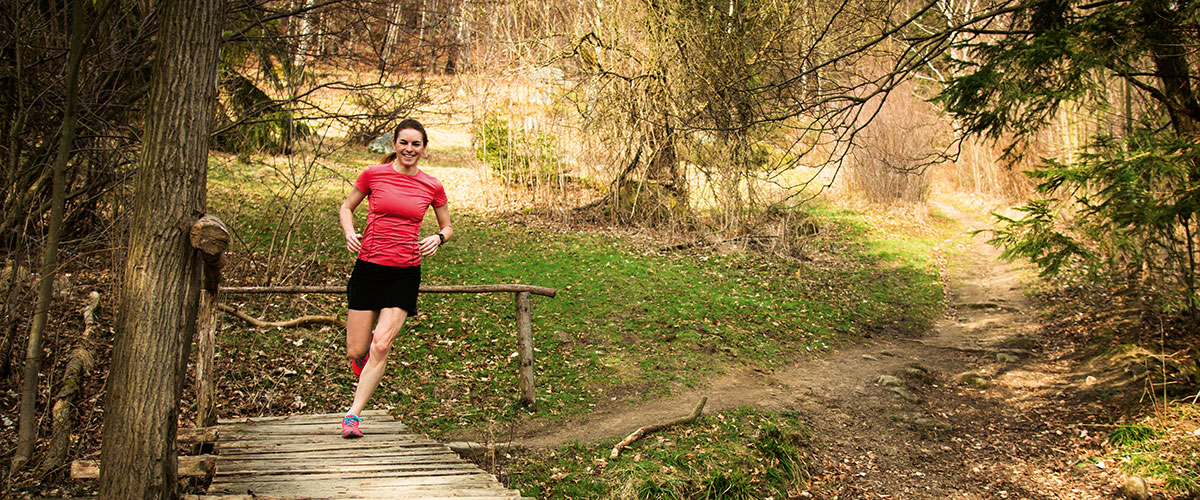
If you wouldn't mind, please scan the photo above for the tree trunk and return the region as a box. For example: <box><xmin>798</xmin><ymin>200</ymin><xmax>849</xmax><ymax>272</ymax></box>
<box><xmin>11</xmin><ymin>0</ymin><xmax>85</xmax><ymax>473</ymax></box>
<box><xmin>382</xmin><ymin>2</ymin><xmax>405</xmax><ymax>69</ymax></box>
<box><xmin>98</xmin><ymin>0</ymin><xmax>224</xmax><ymax>498</ymax></box>
<box><xmin>291</xmin><ymin>0</ymin><xmax>314</xmax><ymax>70</ymax></box>
<box><xmin>0</xmin><ymin>250</ymin><xmax>26</xmax><ymax>378</ymax></box>
<box><xmin>446</xmin><ymin>0</ymin><xmax>469</xmax><ymax>74</ymax></box>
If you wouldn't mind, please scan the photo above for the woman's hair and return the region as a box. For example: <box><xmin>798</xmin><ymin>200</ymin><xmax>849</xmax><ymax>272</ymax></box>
<box><xmin>380</xmin><ymin>119</ymin><xmax>429</xmax><ymax>164</ymax></box>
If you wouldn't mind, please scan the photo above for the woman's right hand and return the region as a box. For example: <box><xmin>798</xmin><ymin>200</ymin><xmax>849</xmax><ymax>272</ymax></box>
<box><xmin>345</xmin><ymin>231</ymin><xmax>362</xmax><ymax>253</ymax></box>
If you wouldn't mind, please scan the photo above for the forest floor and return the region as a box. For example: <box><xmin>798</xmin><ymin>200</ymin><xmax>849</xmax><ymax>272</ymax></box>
<box><xmin>495</xmin><ymin>201</ymin><xmax>1162</xmax><ymax>499</ymax></box>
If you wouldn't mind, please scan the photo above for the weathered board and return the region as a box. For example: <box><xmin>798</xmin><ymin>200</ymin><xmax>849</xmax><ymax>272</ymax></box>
<box><xmin>207</xmin><ymin>410</ymin><xmax>532</xmax><ymax>499</ymax></box>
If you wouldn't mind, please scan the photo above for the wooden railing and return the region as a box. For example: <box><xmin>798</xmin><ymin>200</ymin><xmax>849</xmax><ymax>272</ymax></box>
<box><xmin>189</xmin><ymin>215</ymin><xmax>556</xmax><ymax>428</ymax></box>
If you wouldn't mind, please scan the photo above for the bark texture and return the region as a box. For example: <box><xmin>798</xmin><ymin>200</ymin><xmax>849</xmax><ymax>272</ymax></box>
<box><xmin>98</xmin><ymin>0</ymin><xmax>224</xmax><ymax>498</ymax></box>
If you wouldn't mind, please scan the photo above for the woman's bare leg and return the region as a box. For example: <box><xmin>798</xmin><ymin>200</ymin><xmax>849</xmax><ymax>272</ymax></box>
<box><xmin>348</xmin><ymin>307</ymin><xmax>407</xmax><ymax>416</ymax></box>
<box><xmin>345</xmin><ymin>309</ymin><xmax>378</xmax><ymax>360</ymax></box>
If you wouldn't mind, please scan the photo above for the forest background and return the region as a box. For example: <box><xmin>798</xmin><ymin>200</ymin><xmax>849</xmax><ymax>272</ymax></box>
<box><xmin>1</xmin><ymin>0</ymin><xmax>1198</xmax><ymax>498</ymax></box>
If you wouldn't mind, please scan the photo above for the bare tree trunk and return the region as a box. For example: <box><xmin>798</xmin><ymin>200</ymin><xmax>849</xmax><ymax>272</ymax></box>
<box><xmin>291</xmin><ymin>0</ymin><xmax>313</xmax><ymax>70</ymax></box>
<box><xmin>382</xmin><ymin>2</ymin><xmax>405</xmax><ymax>68</ymax></box>
<box><xmin>446</xmin><ymin>0</ymin><xmax>469</xmax><ymax>74</ymax></box>
<box><xmin>98</xmin><ymin>0</ymin><xmax>224</xmax><ymax>497</ymax></box>
<box><xmin>11</xmin><ymin>0</ymin><xmax>85</xmax><ymax>473</ymax></box>
<box><xmin>418</xmin><ymin>0</ymin><xmax>428</xmax><ymax>68</ymax></box>
<box><xmin>0</xmin><ymin>249</ymin><xmax>26</xmax><ymax>378</ymax></box>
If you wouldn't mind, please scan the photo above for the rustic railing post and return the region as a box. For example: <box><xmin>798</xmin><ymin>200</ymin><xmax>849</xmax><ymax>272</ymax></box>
<box><xmin>190</xmin><ymin>215</ymin><xmax>229</xmax><ymax>429</ymax></box>
<box><xmin>515</xmin><ymin>291</ymin><xmax>536</xmax><ymax>409</ymax></box>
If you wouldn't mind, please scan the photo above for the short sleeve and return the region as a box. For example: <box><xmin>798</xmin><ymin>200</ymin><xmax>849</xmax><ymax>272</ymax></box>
<box><xmin>354</xmin><ymin>168</ymin><xmax>371</xmax><ymax>194</ymax></box>
<box><xmin>431</xmin><ymin>179</ymin><xmax>448</xmax><ymax>207</ymax></box>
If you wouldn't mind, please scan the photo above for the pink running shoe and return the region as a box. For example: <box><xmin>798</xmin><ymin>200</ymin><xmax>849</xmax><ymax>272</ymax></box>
<box><xmin>341</xmin><ymin>414</ymin><xmax>363</xmax><ymax>438</ymax></box>
<box><xmin>351</xmin><ymin>352</ymin><xmax>369</xmax><ymax>377</ymax></box>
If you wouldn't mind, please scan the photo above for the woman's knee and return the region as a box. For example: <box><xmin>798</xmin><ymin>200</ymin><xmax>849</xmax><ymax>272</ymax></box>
<box><xmin>369</xmin><ymin>335</ymin><xmax>394</xmax><ymax>358</ymax></box>
<box><xmin>347</xmin><ymin>343</ymin><xmax>368</xmax><ymax>360</ymax></box>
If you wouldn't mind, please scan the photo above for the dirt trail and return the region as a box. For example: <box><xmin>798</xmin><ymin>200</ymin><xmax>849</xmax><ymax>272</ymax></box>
<box><xmin>513</xmin><ymin>202</ymin><xmax>1121</xmax><ymax>499</ymax></box>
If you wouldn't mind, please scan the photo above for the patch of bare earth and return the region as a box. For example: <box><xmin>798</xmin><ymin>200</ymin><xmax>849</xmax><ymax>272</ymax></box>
<box><xmin>508</xmin><ymin>202</ymin><xmax>1149</xmax><ymax>499</ymax></box>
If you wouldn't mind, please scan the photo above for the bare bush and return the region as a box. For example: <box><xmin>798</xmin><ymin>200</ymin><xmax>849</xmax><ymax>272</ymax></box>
<box><xmin>846</xmin><ymin>86</ymin><xmax>942</xmax><ymax>204</ymax></box>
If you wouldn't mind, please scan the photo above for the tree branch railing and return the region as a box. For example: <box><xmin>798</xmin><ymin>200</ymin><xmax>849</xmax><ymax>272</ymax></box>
<box><xmin>215</xmin><ymin>285</ymin><xmax>555</xmax><ymax>414</ymax></box>
<box><xmin>190</xmin><ymin>216</ymin><xmax>555</xmax><ymax>428</ymax></box>
<box><xmin>220</xmin><ymin>284</ymin><xmax>557</xmax><ymax>297</ymax></box>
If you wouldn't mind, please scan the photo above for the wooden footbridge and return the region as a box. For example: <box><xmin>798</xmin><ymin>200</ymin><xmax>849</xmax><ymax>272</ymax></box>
<box><xmin>74</xmin><ymin>409</ymin><xmax>531</xmax><ymax>499</ymax></box>
<box><xmin>206</xmin><ymin>410</ymin><xmax>529</xmax><ymax>499</ymax></box>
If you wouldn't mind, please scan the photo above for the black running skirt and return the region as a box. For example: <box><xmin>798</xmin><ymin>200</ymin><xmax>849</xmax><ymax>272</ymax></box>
<box><xmin>346</xmin><ymin>260</ymin><xmax>420</xmax><ymax>315</ymax></box>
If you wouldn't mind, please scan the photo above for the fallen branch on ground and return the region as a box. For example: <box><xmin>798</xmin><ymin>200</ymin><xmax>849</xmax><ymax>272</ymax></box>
<box><xmin>42</xmin><ymin>291</ymin><xmax>101</xmax><ymax>474</ymax></box>
<box><xmin>446</xmin><ymin>441</ymin><xmax>526</xmax><ymax>458</ymax></box>
<box><xmin>659</xmin><ymin>235</ymin><xmax>777</xmax><ymax>252</ymax></box>
<box><xmin>610</xmin><ymin>397</ymin><xmax>706</xmax><ymax>459</ymax></box>
<box><xmin>217</xmin><ymin>303</ymin><xmax>344</xmax><ymax>328</ymax></box>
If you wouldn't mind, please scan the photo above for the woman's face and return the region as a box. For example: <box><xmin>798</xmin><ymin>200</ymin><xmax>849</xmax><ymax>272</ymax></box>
<box><xmin>392</xmin><ymin>128</ymin><xmax>426</xmax><ymax>169</ymax></box>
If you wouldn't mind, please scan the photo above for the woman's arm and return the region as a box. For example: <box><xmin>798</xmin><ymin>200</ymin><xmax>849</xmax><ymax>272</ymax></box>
<box><xmin>340</xmin><ymin>188</ymin><xmax>367</xmax><ymax>253</ymax></box>
<box><xmin>418</xmin><ymin>203</ymin><xmax>453</xmax><ymax>257</ymax></box>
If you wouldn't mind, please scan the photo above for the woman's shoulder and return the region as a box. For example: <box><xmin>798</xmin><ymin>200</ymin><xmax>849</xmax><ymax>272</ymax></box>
<box><xmin>357</xmin><ymin>163</ymin><xmax>393</xmax><ymax>179</ymax></box>
<box><xmin>364</xmin><ymin>163</ymin><xmax>392</xmax><ymax>173</ymax></box>
<box><xmin>414</xmin><ymin>169</ymin><xmax>444</xmax><ymax>186</ymax></box>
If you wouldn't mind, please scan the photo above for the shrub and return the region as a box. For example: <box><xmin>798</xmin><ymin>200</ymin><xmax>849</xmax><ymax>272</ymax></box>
<box><xmin>473</xmin><ymin>114</ymin><xmax>562</xmax><ymax>186</ymax></box>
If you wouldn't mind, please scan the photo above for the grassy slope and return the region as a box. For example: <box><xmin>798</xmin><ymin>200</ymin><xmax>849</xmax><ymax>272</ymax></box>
<box><xmin>206</xmin><ymin>152</ymin><xmax>956</xmax><ymax>498</ymax></box>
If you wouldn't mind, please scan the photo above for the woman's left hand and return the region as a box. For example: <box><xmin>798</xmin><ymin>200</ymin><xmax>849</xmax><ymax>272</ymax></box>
<box><xmin>418</xmin><ymin>235</ymin><xmax>441</xmax><ymax>257</ymax></box>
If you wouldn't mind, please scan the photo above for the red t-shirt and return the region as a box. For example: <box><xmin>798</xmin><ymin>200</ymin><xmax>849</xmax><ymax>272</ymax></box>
<box><xmin>354</xmin><ymin>164</ymin><xmax>448</xmax><ymax>267</ymax></box>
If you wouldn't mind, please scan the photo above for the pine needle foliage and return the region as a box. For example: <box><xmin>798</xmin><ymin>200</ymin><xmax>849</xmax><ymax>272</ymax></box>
<box><xmin>938</xmin><ymin>0</ymin><xmax>1200</xmax><ymax>320</ymax></box>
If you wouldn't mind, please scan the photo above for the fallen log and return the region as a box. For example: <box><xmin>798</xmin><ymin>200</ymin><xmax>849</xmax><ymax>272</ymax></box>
<box><xmin>446</xmin><ymin>441</ymin><xmax>526</xmax><ymax>458</ymax></box>
<box><xmin>217</xmin><ymin>303</ymin><xmax>344</xmax><ymax>328</ymax></box>
<box><xmin>610</xmin><ymin>397</ymin><xmax>707</xmax><ymax>459</ymax></box>
<box><xmin>41</xmin><ymin>291</ymin><xmax>100</xmax><ymax>474</ymax></box>
<box><xmin>71</xmin><ymin>455</ymin><xmax>216</xmax><ymax>479</ymax></box>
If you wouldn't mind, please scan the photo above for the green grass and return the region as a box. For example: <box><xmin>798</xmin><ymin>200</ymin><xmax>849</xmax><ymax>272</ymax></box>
<box><xmin>505</xmin><ymin>409</ymin><xmax>812</xmax><ymax>499</ymax></box>
<box><xmin>1105</xmin><ymin>409</ymin><xmax>1200</xmax><ymax>495</ymax></box>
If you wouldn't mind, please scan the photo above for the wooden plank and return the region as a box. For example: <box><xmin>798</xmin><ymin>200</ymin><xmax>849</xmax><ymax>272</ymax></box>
<box><xmin>218</xmin><ymin>434</ymin><xmax>436</xmax><ymax>448</ymax></box>
<box><xmin>210</xmin><ymin>474</ymin><xmax>502</xmax><ymax>495</ymax></box>
<box><xmin>188</xmin><ymin>489</ymin><xmax>532</xmax><ymax>499</ymax></box>
<box><xmin>216</xmin><ymin>447</ymin><xmax>461</xmax><ymax>461</ymax></box>
<box><xmin>217</xmin><ymin>459</ymin><xmax>467</xmax><ymax>474</ymax></box>
<box><xmin>216</xmin><ymin>466</ymin><xmax>485</xmax><ymax>482</ymax></box>
<box><xmin>178</xmin><ymin>426</ymin><xmax>220</xmax><ymax>444</ymax></box>
<box><xmin>71</xmin><ymin>455</ymin><xmax>215</xmax><ymax>479</ymax></box>
<box><xmin>216</xmin><ymin>453</ymin><xmax>464</xmax><ymax>467</ymax></box>
<box><xmin>218</xmin><ymin>442</ymin><xmax>445</xmax><ymax>458</ymax></box>
<box><xmin>215</xmin><ymin>461</ymin><xmax>478</xmax><ymax>475</ymax></box>
<box><xmin>218</xmin><ymin>422</ymin><xmax>412</xmax><ymax>437</ymax></box>
<box><xmin>216</xmin><ymin>443</ymin><xmax>458</xmax><ymax>460</ymax></box>
<box><xmin>217</xmin><ymin>410</ymin><xmax>390</xmax><ymax>424</ymax></box>
<box><xmin>218</xmin><ymin>438</ymin><xmax>443</xmax><ymax>453</ymax></box>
